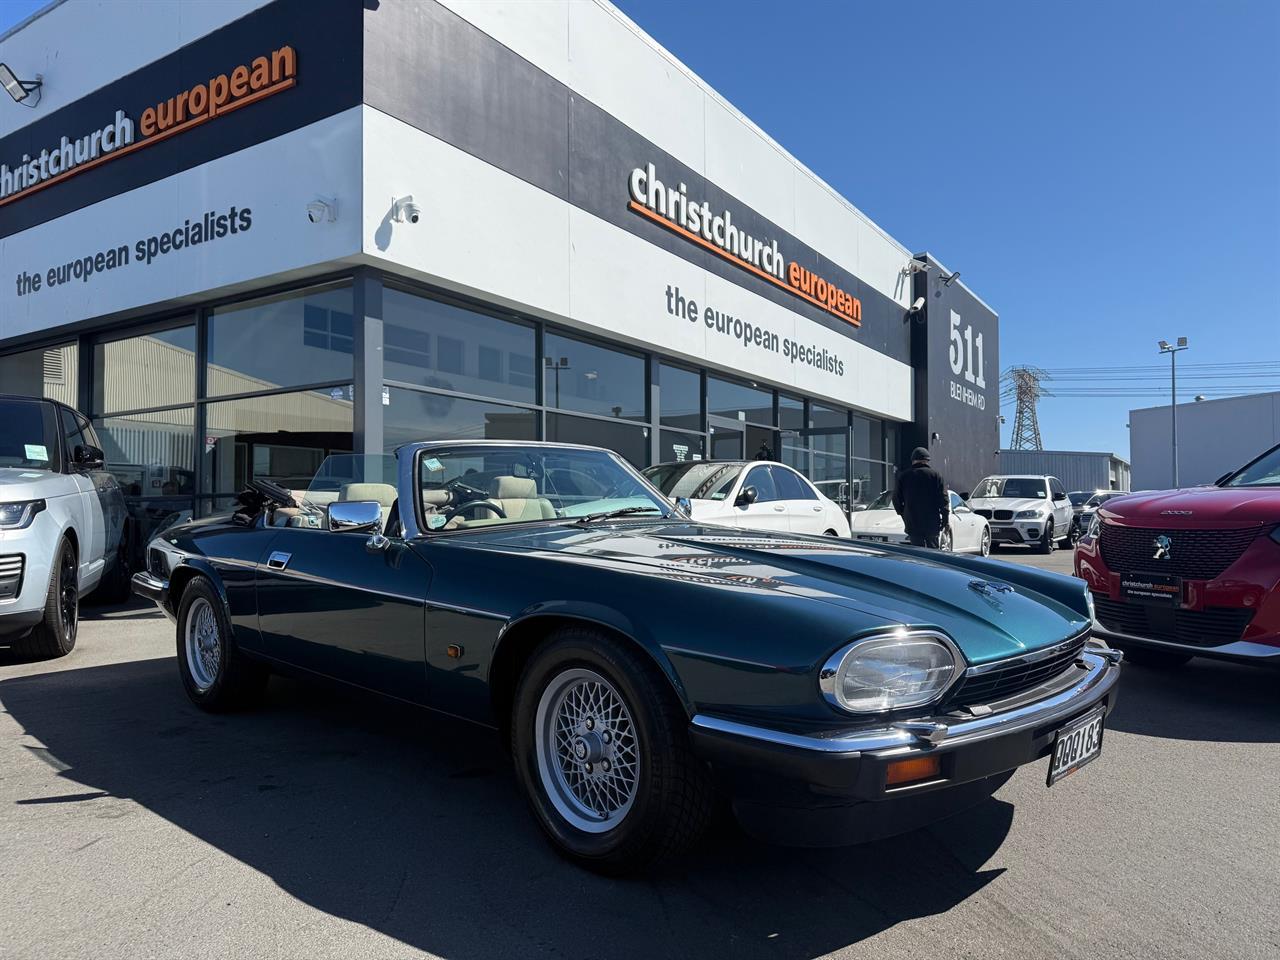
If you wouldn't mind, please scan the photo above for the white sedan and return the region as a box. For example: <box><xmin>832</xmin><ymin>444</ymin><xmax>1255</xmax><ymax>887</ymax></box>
<box><xmin>642</xmin><ymin>460</ymin><xmax>851</xmax><ymax>537</ymax></box>
<box><xmin>849</xmin><ymin>490</ymin><xmax>991</xmax><ymax>554</ymax></box>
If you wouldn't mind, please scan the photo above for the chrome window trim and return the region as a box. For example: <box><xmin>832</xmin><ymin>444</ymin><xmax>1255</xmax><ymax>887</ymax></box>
<box><xmin>818</xmin><ymin>629</ymin><xmax>966</xmax><ymax>715</ymax></box>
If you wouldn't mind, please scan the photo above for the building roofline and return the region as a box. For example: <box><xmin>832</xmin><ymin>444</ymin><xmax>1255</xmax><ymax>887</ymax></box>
<box><xmin>1130</xmin><ymin>390</ymin><xmax>1280</xmax><ymax>414</ymax></box>
<box><xmin>999</xmin><ymin>448</ymin><xmax>1130</xmax><ymax>464</ymax></box>
<box><xmin>0</xmin><ymin>0</ymin><xmax>64</xmax><ymax>45</ymax></box>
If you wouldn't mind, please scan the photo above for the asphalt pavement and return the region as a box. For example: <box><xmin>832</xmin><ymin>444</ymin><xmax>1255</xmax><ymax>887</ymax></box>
<box><xmin>1</xmin><ymin>548</ymin><xmax>1277</xmax><ymax>960</ymax></box>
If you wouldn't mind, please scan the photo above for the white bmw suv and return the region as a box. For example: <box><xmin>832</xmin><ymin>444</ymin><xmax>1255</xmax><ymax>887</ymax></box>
<box><xmin>966</xmin><ymin>474</ymin><xmax>1075</xmax><ymax>553</ymax></box>
<box><xmin>0</xmin><ymin>396</ymin><xmax>130</xmax><ymax>659</ymax></box>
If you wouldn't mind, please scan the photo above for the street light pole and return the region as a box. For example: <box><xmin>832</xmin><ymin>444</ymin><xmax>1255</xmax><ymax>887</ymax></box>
<box><xmin>1157</xmin><ymin>337</ymin><xmax>1188</xmax><ymax>487</ymax></box>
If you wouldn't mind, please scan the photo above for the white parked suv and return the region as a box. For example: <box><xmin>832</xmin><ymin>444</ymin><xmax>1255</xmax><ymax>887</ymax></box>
<box><xmin>642</xmin><ymin>460</ymin><xmax>851</xmax><ymax>537</ymax></box>
<box><xmin>0</xmin><ymin>396</ymin><xmax>130</xmax><ymax>659</ymax></box>
<box><xmin>966</xmin><ymin>474</ymin><xmax>1074</xmax><ymax>553</ymax></box>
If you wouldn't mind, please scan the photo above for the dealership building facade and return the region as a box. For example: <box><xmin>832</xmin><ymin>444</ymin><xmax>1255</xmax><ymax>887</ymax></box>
<box><xmin>0</xmin><ymin>0</ymin><xmax>999</xmax><ymax>551</ymax></box>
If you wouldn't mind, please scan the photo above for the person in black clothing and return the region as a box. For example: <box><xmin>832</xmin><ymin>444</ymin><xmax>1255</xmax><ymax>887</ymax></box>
<box><xmin>893</xmin><ymin>447</ymin><xmax>949</xmax><ymax>548</ymax></box>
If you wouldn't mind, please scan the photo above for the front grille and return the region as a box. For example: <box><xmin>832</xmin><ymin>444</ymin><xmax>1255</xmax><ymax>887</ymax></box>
<box><xmin>0</xmin><ymin>554</ymin><xmax>24</xmax><ymax>600</ymax></box>
<box><xmin>948</xmin><ymin>634</ymin><xmax>1088</xmax><ymax>706</ymax></box>
<box><xmin>974</xmin><ymin>509</ymin><xmax>992</xmax><ymax>520</ymax></box>
<box><xmin>1098</xmin><ymin>523</ymin><xmax>1261</xmax><ymax>580</ymax></box>
<box><xmin>1093</xmin><ymin>595</ymin><xmax>1254</xmax><ymax>647</ymax></box>
<box><xmin>993</xmin><ymin>510</ymin><xmax>1014</xmax><ymax>521</ymax></box>
<box><xmin>148</xmin><ymin>547</ymin><xmax>167</xmax><ymax>578</ymax></box>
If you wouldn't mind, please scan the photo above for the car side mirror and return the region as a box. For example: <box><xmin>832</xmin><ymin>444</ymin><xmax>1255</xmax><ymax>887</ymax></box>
<box><xmin>73</xmin><ymin>443</ymin><xmax>105</xmax><ymax>470</ymax></box>
<box><xmin>328</xmin><ymin>500</ymin><xmax>382</xmax><ymax>533</ymax></box>
<box><xmin>852</xmin><ymin>503</ymin><xmax>869</xmax><ymax>511</ymax></box>
<box><xmin>735</xmin><ymin>485</ymin><xmax>758</xmax><ymax>507</ymax></box>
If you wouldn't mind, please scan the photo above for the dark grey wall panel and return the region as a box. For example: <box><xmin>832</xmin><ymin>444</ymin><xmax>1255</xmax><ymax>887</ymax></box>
<box><xmin>0</xmin><ymin>0</ymin><xmax>362</xmax><ymax>240</ymax></box>
<box><xmin>362</xmin><ymin>0</ymin><xmax>911</xmax><ymax>366</ymax></box>
<box><xmin>364</xmin><ymin>0</ymin><xmax>568</xmax><ymax>200</ymax></box>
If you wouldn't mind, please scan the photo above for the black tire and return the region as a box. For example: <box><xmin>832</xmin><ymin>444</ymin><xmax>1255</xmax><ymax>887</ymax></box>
<box><xmin>511</xmin><ymin>625</ymin><xmax>713</xmax><ymax>875</ymax></box>
<box><xmin>12</xmin><ymin>537</ymin><xmax>78</xmax><ymax>660</ymax></box>
<box><xmin>978</xmin><ymin>526</ymin><xmax>991</xmax><ymax>557</ymax></box>
<box><xmin>176</xmin><ymin>577</ymin><xmax>268</xmax><ymax>711</ymax></box>
<box><xmin>1038</xmin><ymin>520</ymin><xmax>1055</xmax><ymax>554</ymax></box>
<box><xmin>989</xmin><ymin>540</ymin><xmax>1001</xmax><ymax>553</ymax></box>
<box><xmin>95</xmin><ymin>524</ymin><xmax>133</xmax><ymax>604</ymax></box>
<box><xmin>1119</xmin><ymin>646</ymin><xmax>1193</xmax><ymax>668</ymax></box>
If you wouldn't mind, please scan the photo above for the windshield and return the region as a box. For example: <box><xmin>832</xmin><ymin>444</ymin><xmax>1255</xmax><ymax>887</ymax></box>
<box><xmin>1069</xmin><ymin>491</ymin><xmax>1091</xmax><ymax>507</ymax></box>
<box><xmin>419</xmin><ymin>445</ymin><xmax>671</xmax><ymax>531</ymax></box>
<box><xmin>865</xmin><ymin>489</ymin><xmax>894</xmax><ymax>510</ymax></box>
<box><xmin>971</xmin><ymin>477</ymin><xmax>1047</xmax><ymax>499</ymax></box>
<box><xmin>1223</xmin><ymin>445</ymin><xmax>1280</xmax><ymax>487</ymax></box>
<box><xmin>643</xmin><ymin>462</ymin><xmax>743</xmax><ymax>500</ymax></box>
<box><xmin>1085</xmin><ymin>492</ymin><xmax>1117</xmax><ymax>508</ymax></box>
<box><xmin>0</xmin><ymin>399</ymin><xmax>59</xmax><ymax>472</ymax></box>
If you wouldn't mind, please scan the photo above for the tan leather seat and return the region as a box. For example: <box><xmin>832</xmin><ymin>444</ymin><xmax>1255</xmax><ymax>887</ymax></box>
<box><xmin>339</xmin><ymin>482</ymin><xmax>398</xmax><ymax>531</ymax></box>
<box><xmin>479</xmin><ymin>476</ymin><xmax>556</xmax><ymax>522</ymax></box>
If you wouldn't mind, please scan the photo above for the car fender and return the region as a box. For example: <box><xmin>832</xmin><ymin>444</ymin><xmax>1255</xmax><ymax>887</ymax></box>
<box><xmin>168</xmin><ymin>556</ymin><xmax>233</xmax><ymax>619</ymax></box>
<box><xmin>496</xmin><ymin>600</ymin><xmax>692</xmax><ymax>711</ymax></box>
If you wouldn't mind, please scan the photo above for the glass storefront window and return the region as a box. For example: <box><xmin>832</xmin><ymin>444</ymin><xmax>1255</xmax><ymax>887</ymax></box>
<box><xmin>659</xmin><ymin>363</ymin><xmax>701</xmax><ymax>430</ymax></box>
<box><xmin>93</xmin><ymin>408</ymin><xmax>196</xmax><ymax>497</ymax></box>
<box><xmin>659</xmin><ymin>430</ymin><xmax>704</xmax><ymax>464</ymax></box>
<box><xmin>206</xmin><ymin>283</ymin><xmax>354</xmax><ymax>397</ymax></box>
<box><xmin>383</xmin><ymin>289</ymin><xmax>536</xmax><ymax>403</ymax></box>
<box><xmin>707</xmin><ymin>376</ymin><xmax>773</xmax><ymax>425</ymax></box>
<box><xmin>0</xmin><ymin>343</ymin><xmax>79</xmax><ymax>406</ymax></box>
<box><xmin>543</xmin><ymin>332</ymin><xmax>645</xmax><ymax>420</ymax></box>
<box><xmin>546</xmin><ymin>412</ymin><xmax>649</xmax><ymax>468</ymax></box>
<box><xmin>94</xmin><ymin>324</ymin><xmax>195</xmax><ymax>414</ymax></box>
<box><xmin>383</xmin><ymin>386</ymin><xmax>537</xmax><ymax>449</ymax></box>
<box><xmin>202</xmin><ymin>386</ymin><xmax>354</xmax><ymax>495</ymax></box>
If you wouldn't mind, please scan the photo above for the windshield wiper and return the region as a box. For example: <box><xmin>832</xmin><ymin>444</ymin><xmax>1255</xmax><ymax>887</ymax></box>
<box><xmin>573</xmin><ymin>506</ymin><xmax>667</xmax><ymax>524</ymax></box>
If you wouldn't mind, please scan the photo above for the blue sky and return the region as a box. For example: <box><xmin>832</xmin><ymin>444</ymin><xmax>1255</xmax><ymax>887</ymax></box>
<box><xmin>2</xmin><ymin>0</ymin><xmax>1277</xmax><ymax>459</ymax></box>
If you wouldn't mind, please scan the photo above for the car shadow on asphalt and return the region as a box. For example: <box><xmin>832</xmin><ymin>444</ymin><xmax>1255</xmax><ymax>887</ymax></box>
<box><xmin>2</xmin><ymin>657</ymin><xmax>1014</xmax><ymax>959</ymax></box>
<box><xmin>1104</xmin><ymin>656</ymin><xmax>1280</xmax><ymax>743</ymax></box>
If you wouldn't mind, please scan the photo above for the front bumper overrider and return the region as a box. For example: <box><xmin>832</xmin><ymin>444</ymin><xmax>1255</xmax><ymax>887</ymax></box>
<box><xmin>689</xmin><ymin>647</ymin><xmax>1123</xmax><ymax>846</ymax></box>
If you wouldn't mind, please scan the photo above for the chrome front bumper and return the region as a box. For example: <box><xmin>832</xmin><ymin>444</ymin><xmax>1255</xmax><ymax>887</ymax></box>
<box><xmin>692</xmin><ymin>647</ymin><xmax>1122</xmax><ymax>757</ymax></box>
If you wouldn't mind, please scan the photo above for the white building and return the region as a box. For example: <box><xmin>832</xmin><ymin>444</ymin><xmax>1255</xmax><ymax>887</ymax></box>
<box><xmin>1130</xmin><ymin>391</ymin><xmax>1280</xmax><ymax>489</ymax></box>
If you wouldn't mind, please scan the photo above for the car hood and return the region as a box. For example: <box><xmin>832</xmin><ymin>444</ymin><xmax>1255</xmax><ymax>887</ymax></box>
<box><xmin>1099</xmin><ymin>486</ymin><xmax>1280</xmax><ymax>524</ymax></box>
<box><xmin>0</xmin><ymin>467</ymin><xmax>78</xmax><ymax>501</ymax></box>
<box><xmin>967</xmin><ymin>497</ymin><xmax>1046</xmax><ymax>514</ymax></box>
<box><xmin>446</xmin><ymin>522</ymin><xmax>1088</xmax><ymax>665</ymax></box>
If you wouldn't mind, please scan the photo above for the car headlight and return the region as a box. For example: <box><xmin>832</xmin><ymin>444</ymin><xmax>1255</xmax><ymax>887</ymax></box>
<box><xmin>1088</xmin><ymin>513</ymin><xmax>1103</xmax><ymax>538</ymax></box>
<box><xmin>820</xmin><ymin>630</ymin><xmax>962</xmax><ymax>714</ymax></box>
<box><xmin>1084</xmin><ymin>589</ymin><xmax>1096</xmax><ymax>623</ymax></box>
<box><xmin>0</xmin><ymin>499</ymin><xmax>45</xmax><ymax>530</ymax></box>
<box><xmin>1015</xmin><ymin>509</ymin><xmax>1043</xmax><ymax>519</ymax></box>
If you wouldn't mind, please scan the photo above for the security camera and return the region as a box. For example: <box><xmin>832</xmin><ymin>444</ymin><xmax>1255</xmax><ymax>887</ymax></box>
<box><xmin>306</xmin><ymin>197</ymin><xmax>337</xmax><ymax>224</ymax></box>
<box><xmin>901</xmin><ymin>259</ymin><xmax>931</xmax><ymax>276</ymax></box>
<box><xmin>911</xmin><ymin>297</ymin><xmax>925</xmax><ymax>311</ymax></box>
<box><xmin>392</xmin><ymin>195</ymin><xmax>421</xmax><ymax>224</ymax></box>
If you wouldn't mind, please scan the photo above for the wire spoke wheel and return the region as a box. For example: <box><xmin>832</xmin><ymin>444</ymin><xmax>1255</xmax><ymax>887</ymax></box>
<box><xmin>535</xmin><ymin>667</ymin><xmax>640</xmax><ymax>833</ymax></box>
<box><xmin>184</xmin><ymin>597</ymin><xmax>222</xmax><ymax>692</ymax></box>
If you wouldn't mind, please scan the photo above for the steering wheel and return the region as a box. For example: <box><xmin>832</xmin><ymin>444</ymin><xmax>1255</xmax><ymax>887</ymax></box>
<box><xmin>445</xmin><ymin>477</ymin><xmax>489</xmax><ymax>501</ymax></box>
<box><xmin>440</xmin><ymin>500</ymin><xmax>508</xmax><ymax>524</ymax></box>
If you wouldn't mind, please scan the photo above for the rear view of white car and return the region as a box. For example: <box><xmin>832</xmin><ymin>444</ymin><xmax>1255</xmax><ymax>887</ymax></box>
<box><xmin>966</xmin><ymin>474</ymin><xmax>1074</xmax><ymax>553</ymax></box>
<box><xmin>0</xmin><ymin>396</ymin><xmax>129</xmax><ymax>659</ymax></box>
<box><xmin>643</xmin><ymin>460</ymin><xmax>850</xmax><ymax>537</ymax></box>
<box><xmin>850</xmin><ymin>489</ymin><xmax>991</xmax><ymax>554</ymax></box>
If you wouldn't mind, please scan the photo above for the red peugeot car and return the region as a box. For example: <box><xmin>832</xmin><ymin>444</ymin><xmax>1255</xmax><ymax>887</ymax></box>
<box><xmin>1075</xmin><ymin>442</ymin><xmax>1280</xmax><ymax>667</ymax></box>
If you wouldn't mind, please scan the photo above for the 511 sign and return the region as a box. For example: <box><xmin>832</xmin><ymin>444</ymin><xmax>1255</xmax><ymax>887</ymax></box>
<box><xmin>948</xmin><ymin>309</ymin><xmax>987</xmax><ymax>410</ymax></box>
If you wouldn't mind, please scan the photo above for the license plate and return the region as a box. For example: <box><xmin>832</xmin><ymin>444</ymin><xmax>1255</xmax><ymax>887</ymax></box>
<box><xmin>1046</xmin><ymin>707</ymin><xmax>1105</xmax><ymax>786</ymax></box>
<box><xmin>858</xmin><ymin>535</ymin><xmax>889</xmax><ymax>542</ymax></box>
<box><xmin>1119</xmin><ymin>571</ymin><xmax>1181</xmax><ymax>606</ymax></box>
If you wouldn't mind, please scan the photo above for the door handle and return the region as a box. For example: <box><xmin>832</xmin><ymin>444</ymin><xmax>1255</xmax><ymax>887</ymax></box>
<box><xmin>811</xmin><ymin>505</ymin><xmax>822</xmax><ymax>512</ymax></box>
<box><xmin>266</xmin><ymin>551</ymin><xmax>291</xmax><ymax>570</ymax></box>
<box><xmin>773</xmin><ymin>505</ymin><xmax>785</xmax><ymax>512</ymax></box>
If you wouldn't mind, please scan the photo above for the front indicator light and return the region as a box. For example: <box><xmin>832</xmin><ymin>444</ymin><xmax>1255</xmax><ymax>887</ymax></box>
<box><xmin>885</xmin><ymin>755</ymin><xmax>942</xmax><ymax>787</ymax></box>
